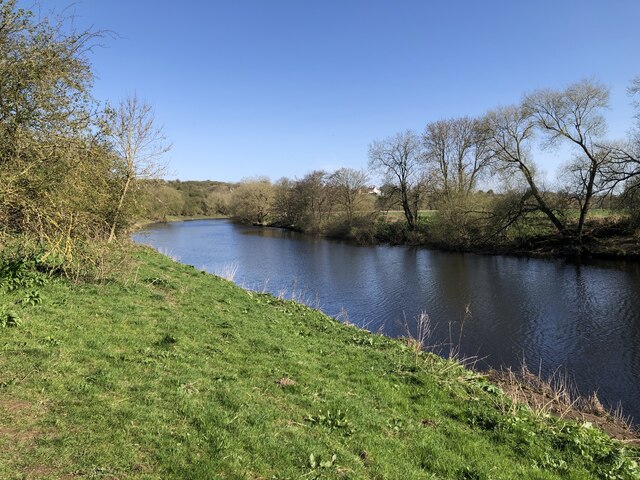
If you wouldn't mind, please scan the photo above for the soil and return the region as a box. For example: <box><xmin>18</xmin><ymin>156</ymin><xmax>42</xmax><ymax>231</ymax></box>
<box><xmin>488</xmin><ymin>369</ymin><xmax>640</xmax><ymax>447</ymax></box>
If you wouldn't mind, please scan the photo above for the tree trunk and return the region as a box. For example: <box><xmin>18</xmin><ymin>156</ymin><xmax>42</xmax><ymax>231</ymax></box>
<box><xmin>576</xmin><ymin>162</ymin><xmax>598</xmax><ymax>239</ymax></box>
<box><xmin>108</xmin><ymin>175</ymin><xmax>132</xmax><ymax>243</ymax></box>
<box><xmin>400</xmin><ymin>183</ymin><xmax>416</xmax><ymax>230</ymax></box>
<box><xmin>519</xmin><ymin>164</ymin><xmax>567</xmax><ymax>235</ymax></box>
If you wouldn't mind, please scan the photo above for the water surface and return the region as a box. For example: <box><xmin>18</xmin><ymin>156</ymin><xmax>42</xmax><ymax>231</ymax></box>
<box><xmin>134</xmin><ymin>219</ymin><xmax>640</xmax><ymax>423</ymax></box>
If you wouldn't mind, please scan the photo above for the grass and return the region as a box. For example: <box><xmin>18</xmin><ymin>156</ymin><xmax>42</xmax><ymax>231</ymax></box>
<box><xmin>0</xmin><ymin>246</ymin><xmax>639</xmax><ymax>479</ymax></box>
<box><xmin>381</xmin><ymin>210</ymin><xmax>438</xmax><ymax>222</ymax></box>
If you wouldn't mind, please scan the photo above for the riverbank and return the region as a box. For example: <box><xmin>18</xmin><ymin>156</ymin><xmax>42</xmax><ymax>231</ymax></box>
<box><xmin>424</xmin><ymin>231</ymin><xmax>640</xmax><ymax>261</ymax></box>
<box><xmin>265</xmin><ymin>215</ymin><xmax>640</xmax><ymax>261</ymax></box>
<box><xmin>1</xmin><ymin>246</ymin><xmax>638</xmax><ymax>478</ymax></box>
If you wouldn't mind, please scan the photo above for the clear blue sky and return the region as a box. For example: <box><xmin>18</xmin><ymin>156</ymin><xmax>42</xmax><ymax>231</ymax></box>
<box><xmin>22</xmin><ymin>0</ymin><xmax>640</xmax><ymax>182</ymax></box>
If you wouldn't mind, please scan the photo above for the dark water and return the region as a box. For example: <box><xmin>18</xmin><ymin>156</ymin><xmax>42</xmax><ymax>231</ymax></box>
<box><xmin>134</xmin><ymin>219</ymin><xmax>640</xmax><ymax>423</ymax></box>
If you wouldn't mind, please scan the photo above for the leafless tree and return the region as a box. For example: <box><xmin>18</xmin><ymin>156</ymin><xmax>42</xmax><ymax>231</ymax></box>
<box><xmin>630</xmin><ymin>75</ymin><xmax>640</xmax><ymax>114</ymax></box>
<box><xmin>482</xmin><ymin>105</ymin><xmax>567</xmax><ymax>234</ymax></box>
<box><xmin>328</xmin><ymin>167</ymin><xmax>369</xmax><ymax>225</ymax></box>
<box><xmin>422</xmin><ymin>117</ymin><xmax>491</xmax><ymax>199</ymax></box>
<box><xmin>524</xmin><ymin>79</ymin><xmax>613</xmax><ymax>237</ymax></box>
<box><xmin>107</xmin><ymin>94</ymin><xmax>170</xmax><ymax>242</ymax></box>
<box><xmin>368</xmin><ymin>130</ymin><xmax>426</xmax><ymax>230</ymax></box>
<box><xmin>599</xmin><ymin>76</ymin><xmax>640</xmax><ymax>200</ymax></box>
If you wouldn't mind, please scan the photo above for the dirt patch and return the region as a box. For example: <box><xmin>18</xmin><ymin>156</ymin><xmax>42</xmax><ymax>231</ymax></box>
<box><xmin>276</xmin><ymin>377</ymin><xmax>296</xmax><ymax>387</ymax></box>
<box><xmin>0</xmin><ymin>396</ymin><xmax>59</xmax><ymax>477</ymax></box>
<box><xmin>0</xmin><ymin>399</ymin><xmax>33</xmax><ymax>413</ymax></box>
<box><xmin>23</xmin><ymin>465</ymin><xmax>58</xmax><ymax>478</ymax></box>
<box><xmin>0</xmin><ymin>426</ymin><xmax>42</xmax><ymax>443</ymax></box>
<box><xmin>488</xmin><ymin>369</ymin><xmax>640</xmax><ymax>447</ymax></box>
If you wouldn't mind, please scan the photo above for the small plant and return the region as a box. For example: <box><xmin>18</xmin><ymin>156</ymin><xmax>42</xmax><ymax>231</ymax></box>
<box><xmin>0</xmin><ymin>258</ymin><xmax>49</xmax><ymax>291</ymax></box>
<box><xmin>19</xmin><ymin>289</ymin><xmax>42</xmax><ymax>306</ymax></box>
<box><xmin>386</xmin><ymin>417</ymin><xmax>405</xmax><ymax>433</ymax></box>
<box><xmin>308</xmin><ymin>453</ymin><xmax>337</xmax><ymax>470</ymax></box>
<box><xmin>144</xmin><ymin>276</ymin><xmax>172</xmax><ymax>288</ymax></box>
<box><xmin>0</xmin><ymin>307</ymin><xmax>22</xmax><ymax>328</ymax></box>
<box><xmin>305</xmin><ymin>410</ymin><xmax>355</xmax><ymax>436</ymax></box>
<box><xmin>157</xmin><ymin>334</ymin><xmax>178</xmax><ymax>347</ymax></box>
<box><xmin>350</xmin><ymin>335</ymin><xmax>374</xmax><ymax>347</ymax></box>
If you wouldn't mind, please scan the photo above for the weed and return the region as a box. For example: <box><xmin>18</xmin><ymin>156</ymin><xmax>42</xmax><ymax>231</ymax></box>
<box><xmin>493</xmin><ymin>362</ymin><xmax>583</xmax><ymax>419</ymax></box>
<box><xmin>0</xmin><ymin>258</ymin><xmax>49</xmax><ymax>291</ymax></box>
<box><xmin>0</xmin><ymin>306</ymin><xmax>22</xmax><ymax>328</ymax></box>
<box><xmin>403</xmin><ymin>311</ymin><xmax>433</xmax><ymax>366</ymax></box>
<box><xmin>157</xmin><ymin>334</ymin><xmax>178</xmax><ymax>347</ymax></box>
<box><xmin>307</xmin><ymin>452</ymin><xmax>337</xmax><ymax>478</ymax></box>
<box><xmin>215</xmin><ymin>261</ymin><xmax>239</xmax><ymax>281</ymax></box>
<box><xmin>18</xmin><ymin>289</ymin><xmax>43</xmax><ymax>306</ymax></box>
<box><xmin>144</xmin><ymin>277</ymin><xmax>172</xmax><ymax>288</ymax></box>
<box><xmin>305</xmin><ymin>410</ymin><xmax>355</xmax><ymax>436</ymax></box>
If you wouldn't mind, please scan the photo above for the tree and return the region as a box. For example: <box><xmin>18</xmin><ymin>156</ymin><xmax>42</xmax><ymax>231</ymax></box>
<box><xmin>230</xmin><ymin>177</ymin><xmax>273</xmax><ymax>224</ymax></box>
<box><xmin>270</xmin><ymin>177</ymin><xmax>302</xmax><ymax>227</ymax></box>
<box><xmin>142</xmin><ymin>181</ymin><xmax>185</xmax><ymax>220</ymax></box>
<box><xmin>524</xmin><ymin>79</ymin><xmax>613</xmax><ymax>237</ymax></box>
<box><xmin>600</xmin><ymin>76</ymin><xmax>640</xmax><ymax>201</ymax></box>
<box><xmin>106</xmin><ymin>94</ymin><xmax>170</xmax><ymax>242</ymax></box>
<box><xmin>328</xmin><ymin>168</ymin><xmax>369</xmax><ymax>225</ymax></box>
<box><xmin>295</xmin><ymin>171</ymin><xmax>333</xmax><ymax>232</ymax></box>
<box><xmin>368</xmin><ymin>131</ymin><xmax>426</xmax><ymax>230</ymax></box>
<box><xmin>422</xmin><ymin>117</ymin><xmax>491</xmax><ymax>200</ymax></box>
<box><xmin>0</xmin><ymin>0</ymin><xmax>118</xmax><ymax>257</ymax></box>
<box><xmin>482</xmin><ymin>105</ymin><xmax>568</xmax><ymax>234</ymax></box>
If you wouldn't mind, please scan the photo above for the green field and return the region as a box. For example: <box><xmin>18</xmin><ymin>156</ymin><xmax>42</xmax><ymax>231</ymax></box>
<box><xmin>1</xmin><ymin>247</ymin><xmax>638</xmax><ymax>479</ymax></box>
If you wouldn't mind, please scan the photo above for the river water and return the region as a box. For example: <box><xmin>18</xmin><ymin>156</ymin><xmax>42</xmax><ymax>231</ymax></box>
<box><xmin>134</xmin><ymin>219</ymin><xmax>640</xmax><ymax>423</ymax></box>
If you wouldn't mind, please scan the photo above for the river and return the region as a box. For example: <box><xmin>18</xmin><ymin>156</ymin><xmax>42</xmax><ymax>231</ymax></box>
<box><xmin>134</xmin><ymin>219</ymin><xmax>640</xmax><ymax>423</ymax></box>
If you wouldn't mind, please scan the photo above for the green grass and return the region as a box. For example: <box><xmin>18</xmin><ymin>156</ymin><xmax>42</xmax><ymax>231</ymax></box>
<box><xmin>381</xmin><ymin>210</ymin><xmax>438</xmax><ymax>221</ymax></box>
<box><xmin>1</xmin><ymin>247</ymin><xmax>638</xmax><ymax>479</ymax></box>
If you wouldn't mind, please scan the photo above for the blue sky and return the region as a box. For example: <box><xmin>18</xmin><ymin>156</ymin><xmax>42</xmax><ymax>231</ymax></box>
<box><xmin>22</xmin><ymin>0</ymin><xmax>640</xmax><ymax>182</ymax></box>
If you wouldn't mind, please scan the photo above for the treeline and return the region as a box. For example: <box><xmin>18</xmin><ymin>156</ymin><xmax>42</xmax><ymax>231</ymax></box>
<box><xmin>0</xmin><ymin>1</ymin><xmax>168</xmax><ymax>272</ymax></box>
<box><xmin>141</xmin><ymin>180</ymin><xmax>236</xmax><ymax>220</ymax></box>
<box><xmin>230</xmin><ymin>78</ymin><xmax>640</xmax><ymax>249</ymax></box>
<box><xmin>227</xmin><ymin>170</ymin><xmax>385</xmax><ymax>242</ymax></box>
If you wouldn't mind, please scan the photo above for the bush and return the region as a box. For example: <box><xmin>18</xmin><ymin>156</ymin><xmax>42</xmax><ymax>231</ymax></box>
<box><xmin>0</xmin><ymin>235</ymin><xmax>134</xmax><ymax>285</ymax></box>
<box><xmin>374</xmin><ymin>218</ymin><xmax>410</xmax><ymax>244</ymax></box>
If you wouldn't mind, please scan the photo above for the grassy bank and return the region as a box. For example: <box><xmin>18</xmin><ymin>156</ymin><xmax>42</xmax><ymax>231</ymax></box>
<box><xmin>1</xmin><ymin>247</ymin><xmax>639</xmax><ymax>479</ymax></box>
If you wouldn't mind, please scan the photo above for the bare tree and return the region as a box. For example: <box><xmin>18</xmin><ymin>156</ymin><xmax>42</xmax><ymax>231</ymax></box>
<box><xmin>599</xmin><ymin>76</ymin><xmax>640</xmax><ymax>199</ymax></box>
<box><xmin>524</xmin><ymin>79</ymin><xmax>613</xmax><ymax>237</ymax></box>
<box><xmin>422</xmin><ymin>117</ymin><xmax>491</xmax><ymax>200</ymax></box>
<box><xmin>482</xmin><ymin>105</ymin><xmax>567</xmax><ymax>234</ymax></box>
<box><xmin>328</xmin><ymin>167</ymin><xmax>369</xmax><ymax>225</ymax></box>
<box><xmin>368</xmin><ymin>130</ymin><xmax>426</xmax><ymax>230</ymax></box>
<box><xmin>630</xmin><ymin>75</ymin><xmax>640</xmax><ymax>114</ymax></box>
<box><xmin>107</xmin><ymin>94</ymin><xmax>170</xmax><ymax>242</ymax></box>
